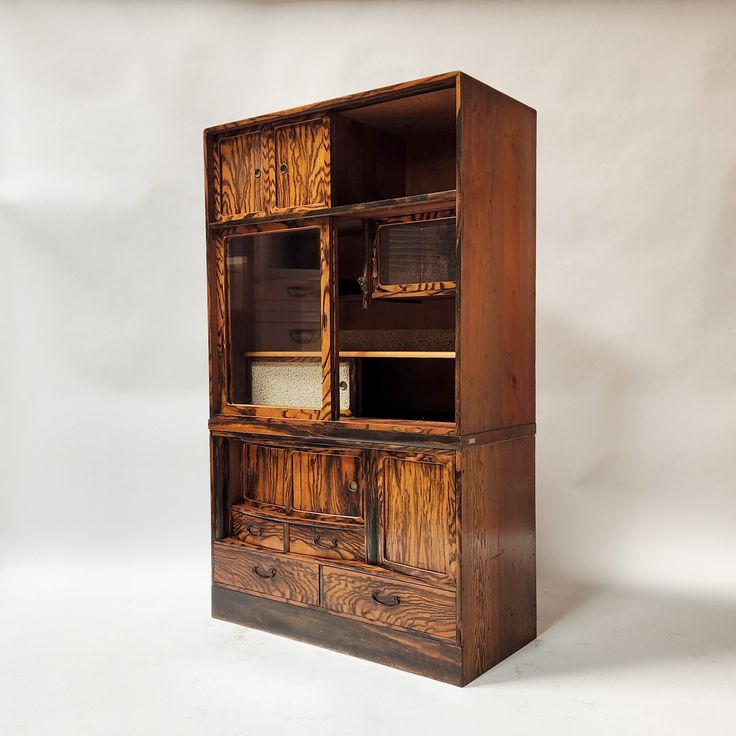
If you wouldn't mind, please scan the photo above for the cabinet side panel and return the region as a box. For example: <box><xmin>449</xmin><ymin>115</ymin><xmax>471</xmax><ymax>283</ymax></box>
<box><xmin>457</xmin><ymin>75</ymin><xmax>536</xmax><ymax>433</ymax></box>
<box><xmin>460</xmin><ymin>435</ymin><xmax>535</xmax><ymax>683</ymax></box>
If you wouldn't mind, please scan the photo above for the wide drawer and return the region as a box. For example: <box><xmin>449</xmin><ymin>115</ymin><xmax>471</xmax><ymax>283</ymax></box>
<box><xmin>213</xmin><ymin>544</ymin><xmax>319</xmax><ymax>605</ymax></box>
<box><xmin>231</xmin><ymin>510</ymin><xmax>285</xmax><ymax>552</ymax></box>
<box><xmin>322</xmin><ymin>568</ymin><xmax>456</xmax><ymax>641</ymax></box>
<box><xmin>289</xmin><ymin>524</ymin><xmax>365</xmax><ymax>562</ymax></box>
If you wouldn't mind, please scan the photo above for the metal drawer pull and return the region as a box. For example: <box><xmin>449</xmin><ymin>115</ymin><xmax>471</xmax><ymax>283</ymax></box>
<box><xmin>254</xmin><ymin>167</ymin><xmax>262</xmax><ymax>179</ymax></box>
<box><xmin>313</xmin><ymin>535</ymin><xmax>338</xmax><ymax>550</ymax></box>
<box><xmin>252</xmin><ymin>566</ymin><xmax>276</xmax><ymax>579</ymax></box>
<box><xmin>287</xmin><ymin>285</ymin><xmax>309</xmax><ymax>298</ymax></box>
<box><xmin>280</xmin><ymin>162</ymin><xmax>288</xmax><ymax>174</ymax></box>
<box><xmin>246</xmin><ymin>525</ymin><xmax>263</xmax><ymax>537</ymax></box>
<box><xmin>347</xmin><ymin>481</ymin><xmax>359</xmax><ymax>493</ymax></box>
<box><xmin>371</xmin><ymin>591</ymin><xmax>400</xmax><ymax>607</ymax></box>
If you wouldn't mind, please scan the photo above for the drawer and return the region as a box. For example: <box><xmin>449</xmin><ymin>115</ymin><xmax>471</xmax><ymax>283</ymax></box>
<box><xmin>288</xmin><ymin>524</ymin><xmax>365</xmax><ymax>561</ymax></box>
<box><xmin>231</xmin><ymin>510</ymin><xmax>285</xmax><ymax>552</ymax></box>
<box><xmin>322</xmin><ymin>568</ymin><xmax>456</xmax><ymax>641</ymax></box>
<box><xmin>213</xmin><ymin>544</ymin><xmax>319</xmax><ymax>605</ymax></box>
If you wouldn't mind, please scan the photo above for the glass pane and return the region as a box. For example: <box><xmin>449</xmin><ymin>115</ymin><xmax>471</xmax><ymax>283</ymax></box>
<box><xmin>378</xmin><ymin>219</ymin><xmax>457</xmax><ymax>285</ymax></box>
<box><xmin>226</xmin><ymin>229</ymin><xmax>322</xmax><ymax>407</ymax></box>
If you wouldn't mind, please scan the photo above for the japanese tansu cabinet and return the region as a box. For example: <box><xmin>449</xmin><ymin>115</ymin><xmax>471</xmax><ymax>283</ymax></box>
<box><xmin>204</xmin><ymin>72</ymin><xmax>536</xmax><ymax>685</ymax></box>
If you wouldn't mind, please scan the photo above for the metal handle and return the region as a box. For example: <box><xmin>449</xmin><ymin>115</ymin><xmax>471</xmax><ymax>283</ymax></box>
<box><xmin>252</xmin><ymin>566</ymin><xmax>276</xmax><ymax>579</ymax></box>
<box><xmin>254</xmin><ymin>167</ymin><xmax>262</xmax><ymax>179</ymax></box>
<box><xmin>287</xmin><ymin>285</ymin><xmax>308</xmax><ymax>299</ymax></box>
<box><xmin>371</xmin><ymin>591</ymin><xmax>400</xmax><ymax>607</ymax></box>
<box><xmin>279</xmin><ymin>162</ymin><xmax>288</xmax><ymax>174</ymax></box>
<box><xmin>339</xmin><ymin>381</ymin><xmax>348</xmax><ymax>390</ymax></box>
<box><xmin>347</xmin><ymin>481</ymin><xmax>358</xmax><ymax>493</ymax></box>
<box><xmin>246</xmin><ymin>525</ymin><xmax>263</xmax><ymax>537</ymax></box>
<box><xmin>313</xmin><ymin>535</ymin><xmax>338</xmax><ymax>550</ymax></box>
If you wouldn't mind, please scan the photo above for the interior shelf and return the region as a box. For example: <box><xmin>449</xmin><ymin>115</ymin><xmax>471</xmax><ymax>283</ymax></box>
<box><xmin>243</xmin><ymin>351</ymin><xmax>455</xmax><ymax>359</ymax></box>
<box><xmin>210</xmin><ymin>190</ymin><xmax>456</xmax><ymax>229</ymax></box>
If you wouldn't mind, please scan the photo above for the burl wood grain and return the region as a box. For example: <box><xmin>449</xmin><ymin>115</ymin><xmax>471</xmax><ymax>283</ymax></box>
<box><xmin>457</xmin><ymin>73</ymin><xmax>536</xmax><ymax>433</ymax></box>
<box><xmin>291</xmin><ymin>449</ymin><xmax>363</xmax><ymax>519</ymax></box>
<box><xmin>216</xmin><ymin>130</ymin><xmax>267</xmax><ymax>219</ymax></box>
<box><xmin>459</xmin><ymin>435</ymin><xmax>536</xmax><ymax>683</ymax></box>
<box><xmin>378</xmin><ymin>452</ymin><xmax>457</xmax><ymax>583</ymax></box>
<box><xmin>243</xmin><ymin>444</ymin><xmax>290</xmax><ymax>509</ymax></box>
<box><xmin>213</xmin><ymin>543</ymin><xmax>319</xmax><ymax>605</ymax></box>
<box><xmin>274</xmin><ymin>117</ymin><xmax>330</xmax><ymax>211</ymax></box>
<box><xmin>288</xmin><ymin>523</ymin><xmax>365</xmax><ymax>562</ymax></box>
<box><xmin>322</xmin><ymin>567</ymin><xmax>457</xmax><ymax>641</ymax></box>
<box><xmin>231</xmin><ymin>509</ymin><xmax>285</xmax><ymax>552</ymax></box>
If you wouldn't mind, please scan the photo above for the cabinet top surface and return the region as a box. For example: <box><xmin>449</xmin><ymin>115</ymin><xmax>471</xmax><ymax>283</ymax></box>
<box><xmin>204</xmin><ymin>71</ymin><xmax>534</xmax><ymax>136</ymax></box>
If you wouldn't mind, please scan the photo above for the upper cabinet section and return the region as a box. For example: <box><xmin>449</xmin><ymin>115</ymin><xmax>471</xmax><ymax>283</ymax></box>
<box><xmin>213</xmin><ymin>116</ymin><xmax>331</xmax><ymax>223</ymax></box>
<box><xmin>206</xmin><ymin>77</ymin><xmax>458</xmax><ymax>226</ymax></box>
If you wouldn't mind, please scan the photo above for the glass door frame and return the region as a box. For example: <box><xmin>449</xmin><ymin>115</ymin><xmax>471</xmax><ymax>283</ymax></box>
<box><xmin>211</xmin><ymin>217</ymin><xmax>338</xmax><ymax>421</ymax></box>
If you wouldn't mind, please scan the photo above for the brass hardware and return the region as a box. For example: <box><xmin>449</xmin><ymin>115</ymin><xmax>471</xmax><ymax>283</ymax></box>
<box><xmin>371</xmin><ymin>591</ymin><xmax>400</xmax><ymax>607</ymax></box>
<box><xmin>254</xmin><ymin>167</ymin><xmax>262</xmax><ymax>179</ymax></box>
<box><xmin>347</xmin><ymin>481</ymin><xmax>358</xmax><ymax>492</ymax></box>
<box><xmin>252</xmin><ymin>566</ymin><xmax>276</xmax><ymax>579</ymax></box>
<box><xmin>279</xmin><ymin>162</ymin><xmax>288</xmax><ymax>174</ymax></box>
<box><xmin>339</xmin><ymin>381</ymin><xmax>348</xmax><ymax>390</ymax></box>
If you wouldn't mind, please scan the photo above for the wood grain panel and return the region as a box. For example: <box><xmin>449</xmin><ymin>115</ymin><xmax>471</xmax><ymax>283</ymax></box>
<box><xmin>378</xmin><ymin>452</ymin><xmax>457</xmax><ymax>583</ymax></box>
<box><xmin>216</xmin><ymin>130</ymin><xmax>267</xmax><ymax>219</ymax></box>
<box><xmin>459</xmin><ymin>436</ymin><xmax>536</xmax><ymax>683</ymax></box>
<box><xmin>288</xmin><ymin>524</ymin><xmax>365</xmax><ymax>561</ymax></box>
<box><xmin>231</xmin><ymin>509</ymin><xmax>285</xmax><ymax>552</ymax></box>
<box><xmin>212</xmin><ymin>585</ymin><xmax>464</xmax><ymax>685</ymax></box>
<box><xmin>291</xmin><ymin>449</ymin><xmax>363</xmax><ymax>519</ymax></box>
<box><xmin>457</xmin><ymin>73</ymin><xmax>536</xmax><ymax>433</ymax></box>
<box><xmin>322</xmin><ymin>567</ymin><xmax>456</xmax><ymax>641</ymax></box>
<box><xmin>213</xmin><ymin>543</ymin><xmax>319</xmax><ymax>605</ymax></box>
<box><xmin>243</xmin><ymin>444</ymin><xmax>290</xmax><ymax>509</ymax></box>
<box><xmin>274</xmin><ymin>117</ymin><xmax>330</xmax><ymax>211</ymax></box>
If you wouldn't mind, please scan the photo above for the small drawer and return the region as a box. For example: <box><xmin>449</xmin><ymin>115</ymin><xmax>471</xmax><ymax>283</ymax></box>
<box><xmin>231</xmin><ymin>510</ymin><xmax>285</xmax><ymax>552</ymax></box>
<box><xmin>322</xmin><ymin>568</ymin><xmax>456</xmax><ymax>641</ymax></box>
<box><xmin>213</xmin><ymin>544</ymin><xmax>319</xmax><ymax>605</ymax></box>
<box><xmin>289</xmin><ymin>524</ymin><xmax>365</xmax><ymax>561</ymax></box>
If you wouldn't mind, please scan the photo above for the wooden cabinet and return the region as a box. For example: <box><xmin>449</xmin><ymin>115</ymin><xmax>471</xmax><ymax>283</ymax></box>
<box><xmin>206</xmin><ymin>73</ymin><xmax>536</xmax><ymax>686</ymax></box>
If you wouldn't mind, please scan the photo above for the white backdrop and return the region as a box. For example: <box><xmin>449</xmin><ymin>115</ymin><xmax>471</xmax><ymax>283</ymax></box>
<box><xmin>2</xmin><ymin>2</ymin><xmax>735</xmax><ymax>734</ymax></box>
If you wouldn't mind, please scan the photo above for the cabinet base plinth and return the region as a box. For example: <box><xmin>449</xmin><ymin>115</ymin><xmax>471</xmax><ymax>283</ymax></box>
<box><xmin>212</xmin><ymin>585</ymin><xmax>465</xmax><ymax>685</ymax></box>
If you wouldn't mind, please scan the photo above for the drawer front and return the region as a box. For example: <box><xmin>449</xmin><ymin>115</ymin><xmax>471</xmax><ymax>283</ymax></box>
<box><xmin>213</xmin><ymin>544</ymin><xmax>319</xmax><ymax>605</ymax></box>
<box><xmin>289</xmin><ymin>524</ymin><xmax>365</xmax><ymax>562</ymax></box>
<box><xmin>322</xmin><ymin>568</ymin><xmax>456</xmax><ymax>641</ymax></box>
<box><xmin>231</xmin><ymin>511</ymin><xmax>285</xmax><ymax>552</ymax></box>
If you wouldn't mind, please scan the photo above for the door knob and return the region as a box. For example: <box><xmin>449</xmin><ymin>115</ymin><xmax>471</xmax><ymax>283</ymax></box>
<box><xmin>347</xmin><ymin>481</ymin><xmax>358</xmax><ymax>493</ymax></box>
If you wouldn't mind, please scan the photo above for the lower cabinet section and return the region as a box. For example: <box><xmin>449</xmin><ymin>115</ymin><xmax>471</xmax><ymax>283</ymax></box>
<box><xmin>213</xmin><ymin>544</ymin><xmax>319</xmax><ymax>606</ymax></box>
<box><xmin>322</xmin><ymin>567</ymin><xmax>456</xmax><ymax>641</ymax></box>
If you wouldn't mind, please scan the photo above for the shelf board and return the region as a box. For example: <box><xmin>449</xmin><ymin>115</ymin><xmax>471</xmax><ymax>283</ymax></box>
<box><xmin>243</xmin><ymin>351</ymin><xmax>455</xmax><ymax>359</ymax></box>
<box><xmin>210</xmin><ymin>190</ymin><xmax>456</xmax><ymax>229</ymax></box>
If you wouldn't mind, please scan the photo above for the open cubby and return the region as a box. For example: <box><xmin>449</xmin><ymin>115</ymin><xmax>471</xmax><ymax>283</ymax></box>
<box><xmin>332</xmin><ymin>87</ymin><xmax>456</xmax><ymax>206</ymax></box>
<box><xmin>337</xmin><ymin>220</ymin><xmax>456</xmax><ymax>422</ymax></box>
